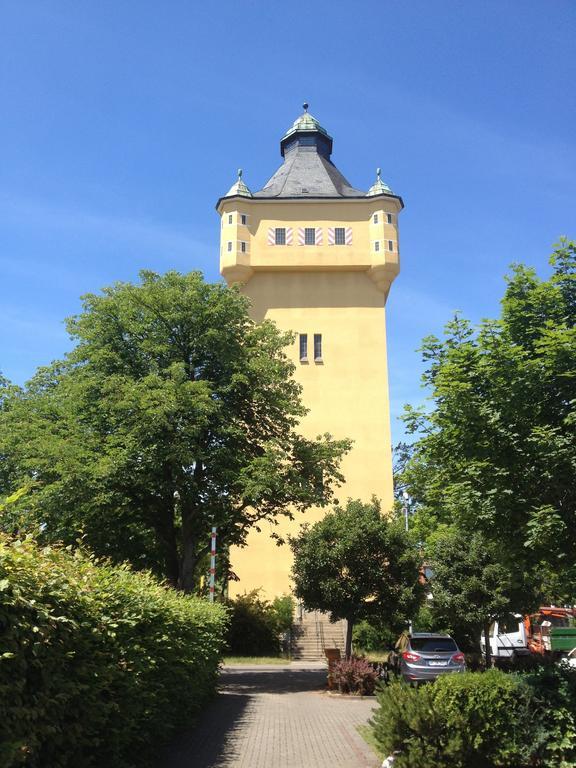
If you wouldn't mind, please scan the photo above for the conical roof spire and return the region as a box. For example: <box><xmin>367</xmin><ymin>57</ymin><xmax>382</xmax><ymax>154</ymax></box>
<box><xmin>366</xmin><ymin>167</ymin><xmax>393</xmax><ymax>197</ymax></box>
<box><xmin>224</xmin><ymin>168</ymin><xmax>253</xmax><ymax>198</ymax></box>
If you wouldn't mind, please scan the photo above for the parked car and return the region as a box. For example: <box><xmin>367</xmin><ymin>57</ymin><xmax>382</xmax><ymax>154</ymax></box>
<box><xmin>390</xmin><ymin>632</ymin><xmax>466</xmax><ymax>684</ymax></box>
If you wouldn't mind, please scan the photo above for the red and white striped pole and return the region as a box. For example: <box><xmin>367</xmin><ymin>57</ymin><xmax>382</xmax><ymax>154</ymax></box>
<box><xmin>209</xmin><ymin>526</ymin><xmax>217</xmax><ymax>602</ymax></box>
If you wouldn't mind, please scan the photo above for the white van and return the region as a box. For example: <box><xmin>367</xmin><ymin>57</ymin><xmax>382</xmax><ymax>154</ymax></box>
<box><xmin>480</xmin><ymin>614</ymin><xmax>530</xmax><ymax>659</ymax></box>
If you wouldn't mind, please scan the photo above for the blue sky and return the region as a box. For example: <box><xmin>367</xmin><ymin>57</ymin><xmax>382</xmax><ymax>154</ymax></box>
<box><xmin>1</xmin><ymin>0</ymin><xmax>575</xmax><ymax>444</ymax></box>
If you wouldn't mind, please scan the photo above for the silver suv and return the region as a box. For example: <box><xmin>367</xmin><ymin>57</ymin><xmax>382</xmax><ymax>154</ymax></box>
<box><xmin>391</xmin><ymin>632</ymin><xmax>466</xmax><ymax>684</ymax></box>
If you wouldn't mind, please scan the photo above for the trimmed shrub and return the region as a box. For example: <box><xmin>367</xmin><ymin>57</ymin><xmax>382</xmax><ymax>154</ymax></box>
<box><xmin>331</xmin><ymin>656</ymin><xmax>378</xmax><ymax>695</ymax></box>
<box><xmin>0</xmin><ymin>534</ymin><xmax>228</xmax><ymax>768</ymax></box>
<box><xmin>225</xmin><ymin>590</ymin><xmax>294</xmax><ymax>656</ymax></box>
<box><xmin>372</xmin><ymin>671</ymin><xmax>541</xmax><ymax>767</ymax></box>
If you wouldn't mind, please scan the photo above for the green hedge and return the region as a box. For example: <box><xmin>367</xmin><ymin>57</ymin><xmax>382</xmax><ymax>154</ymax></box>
<box><xmin>372</xmin><ymin>668</ymin><xmax>576</xmax><ymax>767</ymax></box>
<box><xmin>0</xmin><ymin>535</ymin><xmax>228</xmax><ymax>768</ymax></box>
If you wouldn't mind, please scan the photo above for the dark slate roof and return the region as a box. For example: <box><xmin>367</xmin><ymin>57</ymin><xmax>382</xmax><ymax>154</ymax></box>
<box><xmin>254</xmin><ymin>146</ymin><xmax>365</xmax><ymax>198</ymax></box>
<box><xmin>253</xmin><ymin>106</ymin><xmax>365</xmax><ymax>199</ymax></box>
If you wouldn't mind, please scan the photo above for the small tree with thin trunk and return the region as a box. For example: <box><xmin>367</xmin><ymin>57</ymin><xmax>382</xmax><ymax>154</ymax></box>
<box><xmin>290</xmin><ymin>498</ymin><xmax>424</xmax><ymax>659</ymax></box>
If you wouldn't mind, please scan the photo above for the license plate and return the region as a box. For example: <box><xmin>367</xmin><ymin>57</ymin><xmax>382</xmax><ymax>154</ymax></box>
<box><xmin>428</xmin><ymin>661</ymin><xmax>448</xmax><ymax>666</ymax></box>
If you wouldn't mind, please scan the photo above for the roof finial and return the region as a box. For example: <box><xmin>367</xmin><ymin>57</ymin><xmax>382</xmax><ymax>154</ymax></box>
<box><xmin>238</xmin><ymin>168</ymin><xmax>243</xmax><ymax>178</ymax></box>
<box><xmin>376</xmin><ymin>167</ymin><xmax>381</xmax><ymax>179</ymax></box>
<box><xmin>302</xmin><ymin>101</ymin><xmax>309</xmax><ymax>112</ymax></box>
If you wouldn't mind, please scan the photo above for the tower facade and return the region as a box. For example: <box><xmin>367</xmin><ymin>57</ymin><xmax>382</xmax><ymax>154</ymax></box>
<box><xmin>217</xmin><ymin>106</ymin><xmax>403</xmax><ymax>597</ymax></box>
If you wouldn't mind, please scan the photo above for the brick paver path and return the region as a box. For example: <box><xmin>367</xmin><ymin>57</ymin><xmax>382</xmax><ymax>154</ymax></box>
<box><xmin>162</xmin><ymin>663</ymin><xmax>380</xmax><ymax>768</ymax></box>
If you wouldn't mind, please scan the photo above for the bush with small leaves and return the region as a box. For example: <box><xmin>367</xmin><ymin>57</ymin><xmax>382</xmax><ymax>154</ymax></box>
<box><xmin>0</xmin><ymin>534</ymin><xmax>228</xmax><ymax>768</ymax></box>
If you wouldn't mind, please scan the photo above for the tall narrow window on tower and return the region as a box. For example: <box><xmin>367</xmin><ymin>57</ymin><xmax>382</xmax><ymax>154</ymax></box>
<box><xmin>299</xmin><ymin>333</ymin><xmax>308</xmax><ymax>362</ymax></box>
<box><xmin>314</xmin><ymin>334</ymin><xmax>322</xmax><ymax>362</ymax></box>
<box><xmin>275</xmin><ymin>228</ymin><xmax>286</xmax><ymax>245</ymax></box>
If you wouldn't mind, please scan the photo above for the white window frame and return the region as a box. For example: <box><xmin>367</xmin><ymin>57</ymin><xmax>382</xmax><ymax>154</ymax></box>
<box><xmin>387</xmin><ymin>213</ymin><xmax>393</xmax><ymax>224</ymax></box>
<box><xmin>373</xmin><ymin>214</ymin><xmax>379</xmax><ymax>224</ymax></box>
<box><xmin>240</xmin><ymin>214</ymin><xmax>248</xmax><ymax>226</ymax></box>
<box><xmin>227</xmin><ymin>241</ymin><xmax>233</xmax><ymax>252</ymax></box>
<box><xmin>374</xmin><ymin>240</ymin><xmax>380</xmax><ymax>252</ymax></box>
<box><xmin>228</xmin><ymin>214</ymin><xmax>233</xmax><ymax>225</ymax></box>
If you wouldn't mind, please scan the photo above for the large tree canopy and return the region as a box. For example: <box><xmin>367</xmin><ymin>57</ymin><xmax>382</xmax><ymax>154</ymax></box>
<box><xmin>0</xmin><ymin>271</ymin><xmax>350</xmax><ymax>590</ymax></box>
<box><xmin>290</xmin><ymin>499</ymin><xmax>424</xmax><ymax>658</ymax></box>
<box><xmin>402</xmin><ymin>239</ymin><xmax>576</xmax><ymax>584</ymax></box>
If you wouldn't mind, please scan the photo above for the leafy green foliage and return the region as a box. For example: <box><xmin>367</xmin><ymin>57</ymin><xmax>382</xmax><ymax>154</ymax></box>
<box><xmin>225</xmin><ymin>589</ymin><xmax>294</xmax><ymax>656</ymax></box>
<box><xmin>372</xmin><ymin>669</ymin><xmax>575</xmax><ymax>768</ymax></box>
<box><xmin>0</xmin><ymin>533</ymin><xmax>228</xmax><ymax>768</ymax></box>
<box><xmin>402</xmin><ymin>239</ymin><xmax>576</xmax><ymax>593</ymax></box>
<box><xmin>352</xmin><ymin>619</ymin><xmax>396</xmax><ymax>653</ymax></box>
<box><xmin>290</xmin><ymin>499</ymin><xmax>425</xmax><ymax>657</ymax></box>
<box><xmin>0</xmin><ymin>271</ymin><xmax>349</xmax><ymax>590</ymax></box>
<box><xmin>427</xmin><ymin>527</ymin><xmax>535</xmax><ymax>655</ymax></box>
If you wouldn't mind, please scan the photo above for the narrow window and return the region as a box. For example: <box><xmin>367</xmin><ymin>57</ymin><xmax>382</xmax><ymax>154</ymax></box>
<box><xmin>228</xmin><ymin>214</ymin><xmax>233</xmax><ymax>225</ymax></box>
<box><xmin>275</xmin><ymin>228</ymin><xmax>286</xmax><ymax>245</ymax></box>
<box><xmin>373</xmin><ymin>214</ymin><xmax>379</xmax><ymax>224</ymax></box>
<box><xmin>304</xmin><ymin>227</ymin><xmax>316</xmax><ymax>245</ymax></box>
<box><xmin>241</xmin><ymin>214</ymin><xmax>247</xmax><ymax>226</ymax></box>
<box><xmin>227</xmin><ymin>241</ymin><xmax>233</xmax><ymax>252</ymax></box>
<box><xmin>388</xmin><ymin>240</ymin><xmax>394</xmax><ymax>251</ymax></box>
<box><xmin>334</xmin><ymin>227</ymin><xmax>346</xmax><ymax>245</ymax></box>
<box><xmin>314</xmin><ymin>334</ymin><xmax>322</xmax><ymax>361</ymax></box>
<box><xmin>240</xmin><ymin>241</ymin><xmax>247</xmax><ymax>253</ymax></box>
<box><xmin>374</xmin><ymin>241</ymin><xmax>380</xmax><ymax>252</ymax></box>
<box><xmin>387</xmin><ymin>213</ymin><xmax>393</xmax><ymax>224</ymax></box>
<box><xmin>299</xmin><ymin>333</ymin><xmax>308</xmax><ymax>361</ymax></box>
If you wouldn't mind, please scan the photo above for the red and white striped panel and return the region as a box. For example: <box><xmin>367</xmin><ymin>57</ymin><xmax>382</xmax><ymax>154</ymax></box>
<box><xmin>315</xmin><ymin>227</ymin><xmax>323</xmax><ymax>245</ymax></box>
<box><xmin>345</xmin><ymin>227</ymin><xmax>353</xmax><ymax>245</ymax></box>
<box><xmin>328</xmin><ymin>227</ymin><xmax>335</xmax><ymax>245</ymax></box>
<box><xmin>268</xmin><ymin>227</ymin><xmax>275</xmax><ymax>245</ymax></box>
<box><xmin>286</xmin><ymin>227</ymin><xmax>293</xmax><ymax>245</ymax></box>
<box><xmin>297</xmin><ymin>227</ymin><xmax>305</xmax><ymax>245</ymax></box>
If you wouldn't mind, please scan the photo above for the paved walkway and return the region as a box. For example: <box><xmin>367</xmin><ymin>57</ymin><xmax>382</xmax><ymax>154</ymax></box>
<box><xmin>161</xmin><ymin>663</ymin><xmax>380</xmax><ymax>768</ymax></box>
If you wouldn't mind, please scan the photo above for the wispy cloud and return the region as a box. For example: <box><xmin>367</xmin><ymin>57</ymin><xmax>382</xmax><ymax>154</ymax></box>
<box><xmin>0</xmin><ymin>193</ymin><xmax>212</xmax><ymax>260</ymax></box>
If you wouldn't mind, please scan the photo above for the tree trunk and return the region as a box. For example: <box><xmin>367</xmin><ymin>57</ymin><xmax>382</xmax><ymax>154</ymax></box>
<box><xmin>152</xmin><ymin>506</ymin><xmax>179</xmax><ymax>587</ymax></box>
<box><xmin>345</xmin><ymin>619</ymin><xmax>354</xmax><ymax>660</ymax></box>
<box><xmin>162</xmin><ymin>516</ymin><xmax>180</xmax><ymax>588</ymax></box>
<box><xmin>483</xmin><ymin>622</ymin><xmax>492</xmax><ymax>669</ymax></box>
<box><xmin>179</xmin><ymin>507</ymin><xmax>199</xmax><ymax>592</ymax></box>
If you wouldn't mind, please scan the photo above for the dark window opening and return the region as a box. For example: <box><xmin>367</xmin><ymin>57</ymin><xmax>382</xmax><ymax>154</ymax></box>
<box><xmin>314</xmin><ymin>334</ymin><xmax>322</xmax><ymax>361</ymax></box>
<box><xmin>304</xmin><ymin>228</ymin><xmax>316</xmax><ymax>245</ymax></box>
<box><xmin>241</xmin><ymin>214</ymin><xmax>247</xmax><ymax>226</ymax></box>
<box><xmin>334</xmin><ymin>227</ymin><xmax>346</xmax><ymax>245</ymax></box>
<box><xmin>299</xmin><ymin>334</ymin><xmax>308</xmax><ymax>361</ymax></box>
<box><xmin>275</xmin><ymin>228</ymin><xmax>286</xmax><ymax>245</ymax></box>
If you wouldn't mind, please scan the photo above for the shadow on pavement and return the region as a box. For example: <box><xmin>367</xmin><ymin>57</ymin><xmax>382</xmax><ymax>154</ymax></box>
<box><xmin>158</xmin><ymin>667</ymin><xmax>328</xmax><ymax>768</ymax></box>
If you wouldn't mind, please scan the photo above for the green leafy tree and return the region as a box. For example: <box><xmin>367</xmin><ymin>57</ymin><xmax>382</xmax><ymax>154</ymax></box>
<box><xmin>290</xmin><ymin>498</ymin><xmax>424</xmax><ymax>658</ymax></box>
<box><xmin>427</xmin><ymin>527</ymin><xmax>537</xmax><ymax>666</ymax></box>
<box><xmin>402</xmin><ymin>239</ymin><xmax>576</xmax><ymax>587</ymax></box>
<box><xmin>0</xmin><ymin>271</ymin><xmax>350</xmax><ymax>591</ymax></box>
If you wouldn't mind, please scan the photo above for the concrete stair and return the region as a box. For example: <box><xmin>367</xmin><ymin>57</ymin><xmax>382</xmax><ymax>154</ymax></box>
<box><xmin>291</xmin><ymin>608</ymin><xmax>347</xmax><ymax>661</ymax></box>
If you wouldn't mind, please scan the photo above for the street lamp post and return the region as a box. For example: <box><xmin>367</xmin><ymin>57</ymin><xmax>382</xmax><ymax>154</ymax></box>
<box><xmin>402</xmin><ymin>490</ymin><xmax>411</xmax><ymax>532</ymax></box>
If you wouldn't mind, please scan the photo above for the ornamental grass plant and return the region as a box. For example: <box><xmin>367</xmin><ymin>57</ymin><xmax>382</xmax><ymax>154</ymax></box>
<box><xmin>0</xmin><ymin>534</ymin><xmax>228</xmax><ymax>768</ymax></box>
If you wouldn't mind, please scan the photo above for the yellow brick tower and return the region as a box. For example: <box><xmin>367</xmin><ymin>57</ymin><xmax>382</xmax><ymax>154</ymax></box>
<box><xmin>217</xmin><ymin>105</ymin><xmax>403</xmax><ymax>597</ymax></box>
